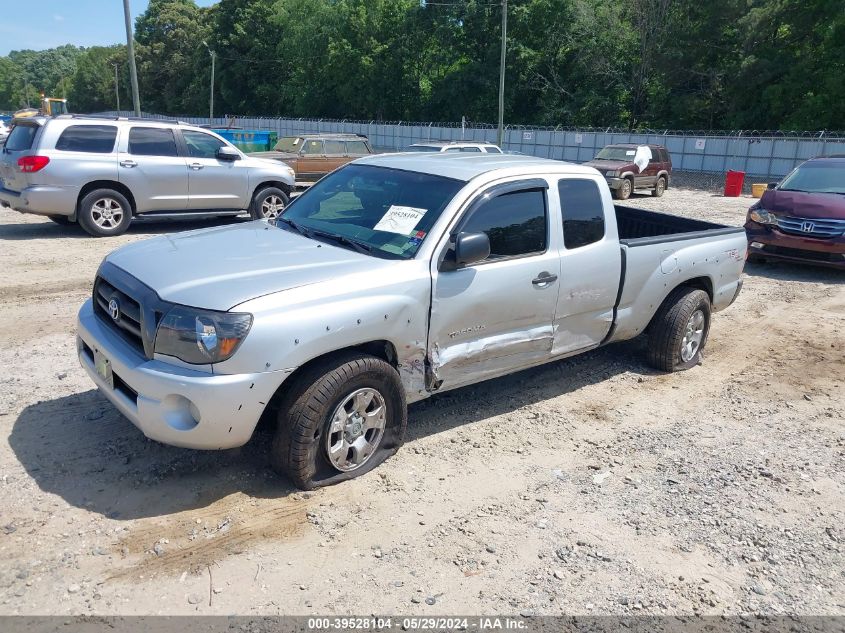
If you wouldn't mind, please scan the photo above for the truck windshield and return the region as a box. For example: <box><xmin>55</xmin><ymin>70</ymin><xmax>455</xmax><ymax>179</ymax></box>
<box><xmin>779</xmin><ymin>164</ymin><xmax>845</xmax><ymax>194</ymax></box>
<box><xmin>279</xmin><ymin>164</ymin><xmax>464</xmax><ymax>259</ymax></box>
<box><xmin>273</xmin><ymin>137</ymin><xmax>303</xmax><ymax>152</ymax></box>
<box><xmin>595</xmin><ymin>147</ymin><xmax>636</xmax><ymax>161</ymax></box>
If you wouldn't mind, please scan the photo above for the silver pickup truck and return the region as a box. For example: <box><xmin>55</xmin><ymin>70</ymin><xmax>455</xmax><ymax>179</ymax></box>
<box><xmin>76</xmin><ymin>154</ymin><xmax>745</xmax><ymax>488</ymax></box>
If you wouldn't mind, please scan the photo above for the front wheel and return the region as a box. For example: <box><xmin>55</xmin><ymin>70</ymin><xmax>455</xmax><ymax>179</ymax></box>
<box><xmin>613</xmin><ymin>178</ymin><xmax>633</xmax><ymax>200</ymax></box>
<box><xmin>271</xmin><ymin>353</ymin><xmax>407</xmax><ymax>489</ymax></box>
<box><xmin>646</xmin><ymin>287</ymin><xmax>711</xmax><ymax>372</ymax></box>
<box><xmin>250</xmin><ymin>187</ymin><xmax>289</xmax><ymax>221</ymax></box>
<box><xmin>77</xmin><ymin>189</ymin><xmax>132</xmax><ymax>237</ymax></box>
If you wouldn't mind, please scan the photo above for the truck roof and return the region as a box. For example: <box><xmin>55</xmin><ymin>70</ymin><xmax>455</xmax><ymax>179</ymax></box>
<box><xmin>357</xmin><ymin>152</ymin><xmax>594</xmax><ymax>181</ymax></box>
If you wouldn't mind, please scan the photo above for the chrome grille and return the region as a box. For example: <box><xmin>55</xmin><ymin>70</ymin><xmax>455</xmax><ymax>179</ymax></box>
<box><xmin>776</xmin><ymin>216</ymin><xmax>845</xmax><ymax>239</ymax></box>
<box><xmin>94</xmin><ymin>277</ymin><xmax>145</xmax><ymax>352</ymax></box>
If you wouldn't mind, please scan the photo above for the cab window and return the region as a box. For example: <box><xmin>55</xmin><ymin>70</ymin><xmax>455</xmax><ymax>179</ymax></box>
<box><xmin>459</xmin><ymin>188</ymin><xmax>548</xmax><ymax>260</ymax></box>
<box><xmin>558</xmin><ymin>179</ymin><xmax>605</xmax><ymax>249</ymax></box>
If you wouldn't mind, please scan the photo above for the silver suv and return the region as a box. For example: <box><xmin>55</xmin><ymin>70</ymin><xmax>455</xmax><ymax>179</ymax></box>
<box><xmin>0</xmin><ymin>115</ymin><xmax>295</xmax><ymax>236</ymax></box>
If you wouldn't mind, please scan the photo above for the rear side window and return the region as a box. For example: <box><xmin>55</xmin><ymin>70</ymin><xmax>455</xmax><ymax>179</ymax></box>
<box><xmin>558</xmin><ymin>179</ymin><xmax>605</xmax><ymax>249</ymax></box>
<box><xmin>460</xmin><ymin>188</ymin><xmax>548</xmax><ymax>259</ymax></box>
<box><xmin>128</xmin><ymin>127</ymin><xmax>178</xmax><ymax>157</ymax></box>
<box><xmin>5</xmin><ymin>125</ymin><xmax>38</xmax><ymax>151</ymax></box>
<box><xmin>346</xmin><ymin>140</ymin><xmax>369</xmax><ymax>154</ymax></box>
<box><xmin>324</xmin><ymin>140</ymin><xmax>346</xmax><ymax>154</ymax></box>
<box><xmin>55</xmin><ymin>125</ymin><xmax>117</xmax><ymax>153</ymax></box>
<box><xmin>485</xmin><ymin>146</ymin><xmax>502</xmax><ymax>154</ymax></box>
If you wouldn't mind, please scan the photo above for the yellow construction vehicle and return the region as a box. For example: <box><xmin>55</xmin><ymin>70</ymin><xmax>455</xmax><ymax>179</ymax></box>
<box><xmin>14</xmin><ymin>96</ymin><xmax>69</xmax><ymax>119</ymax></box>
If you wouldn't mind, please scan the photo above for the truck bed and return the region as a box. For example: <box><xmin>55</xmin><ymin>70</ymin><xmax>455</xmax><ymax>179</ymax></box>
<box><xmin>615</xmin><ymin>205</ymin><xmax>741</xmax><ymax>246</ymax></box>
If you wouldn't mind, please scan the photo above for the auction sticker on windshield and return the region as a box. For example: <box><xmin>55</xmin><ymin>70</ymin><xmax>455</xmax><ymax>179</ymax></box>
<box><xmin>373</xmin><ymin>205</ymin><xmax>427</xmax><ymax>234</ymax></box>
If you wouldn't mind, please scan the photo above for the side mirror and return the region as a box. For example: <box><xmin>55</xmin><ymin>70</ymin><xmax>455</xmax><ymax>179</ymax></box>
<box><xmin>216</xmin><ymin>146</ymin><xmax>240</xmax><ymax>162</ymax></box>
<box><xmin>767</xmin><ymin>182</ymin><xmax>778</xmax><ymax>190</ymax></box>
<box><xmin>454</xmin><ymin>232</ymin><xmax>490</xmax><ymax>267</ymax></box>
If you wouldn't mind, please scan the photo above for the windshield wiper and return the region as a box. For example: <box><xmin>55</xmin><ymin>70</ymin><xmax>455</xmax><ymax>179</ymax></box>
<box><xmin>309</xmin><ymin>229</ymin><xmax>373</xmax><ymax>255</ymax></box>
<box><xmin>275</xmin><ymin>216</ymin><xmax>312</xmax><ymax>237</ymax></box>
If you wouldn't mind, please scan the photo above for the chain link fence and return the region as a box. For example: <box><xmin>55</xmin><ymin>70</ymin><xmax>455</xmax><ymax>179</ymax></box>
<box><xmin>95</xmin><ymin>112</ymin><xmax>845</xmax><ymax>193</ymax></box>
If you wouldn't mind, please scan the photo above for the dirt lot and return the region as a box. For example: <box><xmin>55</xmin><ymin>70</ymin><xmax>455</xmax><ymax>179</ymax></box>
<box><xmin>0</xmin><ymin>189</ymin><xmax>842</xmax><ymax>617</ymax></box>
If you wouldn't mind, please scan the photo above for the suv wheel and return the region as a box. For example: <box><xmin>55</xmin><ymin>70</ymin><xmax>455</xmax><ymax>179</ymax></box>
<box><xmin>271</xmin><ymin>352</ymin><xmax>407</xmax><ymax>489</ymax></box>
<box><xmin>251</xmin><ymin>187</ymin><xmax>290</xmax><ymax>221</ymax></box>
<box><xmin>652</xmin><ymin>176</ymin><xmax>667</xmax><ymax>197</ymax></box>
<box><xmin>614</xmin><ymin>177</ymin><xmax>633</xmax><ymax>200</ymax></box>
<box><xmin>78</xmin><ymin>189</ymin><xmax>132</xmax><ymax>237</ymax></box>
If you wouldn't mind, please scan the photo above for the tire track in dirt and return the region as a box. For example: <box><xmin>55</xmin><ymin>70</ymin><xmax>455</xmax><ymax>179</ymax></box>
<box><xmin>108</xmin><ymin>490</ymin><xmax>325</xmax><ymax>580</ymax></box>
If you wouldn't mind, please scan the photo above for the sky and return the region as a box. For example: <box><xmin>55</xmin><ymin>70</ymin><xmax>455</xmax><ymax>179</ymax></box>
<box><xmin>0</xmin><ymin>0</ymin><xmax>219</xmax><ymax>56</ymax></box>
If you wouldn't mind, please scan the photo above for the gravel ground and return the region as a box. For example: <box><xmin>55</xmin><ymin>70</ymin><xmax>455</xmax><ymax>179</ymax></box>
<box><xmin>0</xmin><ymin>188</ymin><xmax>842</xmax><ymax>617</ymax></box>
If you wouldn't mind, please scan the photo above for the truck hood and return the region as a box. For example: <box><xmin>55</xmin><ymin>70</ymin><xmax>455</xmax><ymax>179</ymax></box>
<box><xmin>582</xmin><ymin>159</ymin><xmax>633</xmax><ymax>173</ymax></box>
<box><xmin>106</xmin><ymin>221</ymin><xmax>386</xmax><ymax>311</ymax></box>
<box><xmin>760</xmin><ymin>189</ymin><xmax>845</xmax><ymax>219</ymax></box>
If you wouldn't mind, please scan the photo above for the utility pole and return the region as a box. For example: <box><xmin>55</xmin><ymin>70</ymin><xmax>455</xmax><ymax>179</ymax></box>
<box><xmin>497</xmin><ymin>0</ymin><xmax>507</xmax><ymax>147</ymax></box>
<box><xmin>122</xmin><ymin>0</ymin><xmax>141</xmax><ymax>117</ymax></box>
<box><xmin>112</xmin><ymin>63</ymin><xmax>121</xmax><ymax>112</ymax></box>
<box><xmin>203</xmin><ymin>41</ymin><xmax>215</xmax><ymax>120</ymax></box>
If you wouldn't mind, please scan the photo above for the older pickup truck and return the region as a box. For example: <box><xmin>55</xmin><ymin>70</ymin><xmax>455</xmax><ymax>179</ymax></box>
<box><xmin>77</xmin><ymin>154</ymin><xmax>745</xmax><ymax>489</ymax></box>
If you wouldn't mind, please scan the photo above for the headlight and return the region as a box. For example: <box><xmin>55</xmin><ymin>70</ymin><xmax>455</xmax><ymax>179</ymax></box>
<box><xmin>606</xmin><ymin>170</ymin><xmax>618</xmax><ymax>177</ymax></box>
<box><xmin>154</xmin><ymin>305</ymin><xmax>253</xmax><ymax>364</ymax></box>
<box><xmin>749</xmin><ymin>209</ymin><xmax>778</xmax><ymax>225</ymax></box>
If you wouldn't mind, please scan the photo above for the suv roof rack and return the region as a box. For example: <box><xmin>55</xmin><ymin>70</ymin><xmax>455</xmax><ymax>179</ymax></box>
<box><xmin>56</xmin><ymin>114</ymin><xmax>185</xmax><ymax>126</ymax></box>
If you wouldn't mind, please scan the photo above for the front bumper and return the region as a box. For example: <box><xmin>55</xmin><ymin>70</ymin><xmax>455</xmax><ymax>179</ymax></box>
<box><xmin>605</xmin><ymin>177</ymin><xmax>624</xmax><ymax>190</ymax></box>
<box><xmin>745</xmin><ymin>221</ymin><xmax>845</xmax><ymax>269</ymax></box>
<box><xmin>77</xmin><ymin>299</ymin><xmax>292</xmax><ymax>450</ymax></box>
<box><xmin>0</xmin><ymin>184</ymin><xmax>78</xmax><ymax>216</ymax></box>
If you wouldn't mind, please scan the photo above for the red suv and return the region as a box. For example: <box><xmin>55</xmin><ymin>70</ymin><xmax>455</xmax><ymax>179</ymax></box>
<box><xmin>745</xmin><ymin>156</ymin><xmax>845</xmax><ymax>269</ymax></box>
<box><xmin>583</xmin><ymin>144</ymin><xmax>672</xmax><ymax>200</ymax></box>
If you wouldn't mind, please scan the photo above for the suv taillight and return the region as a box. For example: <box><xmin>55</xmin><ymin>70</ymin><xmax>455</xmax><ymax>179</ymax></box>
<box><xmin>18</xmin><ymin>156</ymin><xmax>50</xmax><ymax>173</ymax></box>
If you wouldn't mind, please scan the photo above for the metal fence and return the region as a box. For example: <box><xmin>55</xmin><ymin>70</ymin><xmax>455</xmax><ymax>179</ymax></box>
<box><xmin>96</xmin><ymin>111</ymin><xmax>845</xmax><ymax>189</ymax></box>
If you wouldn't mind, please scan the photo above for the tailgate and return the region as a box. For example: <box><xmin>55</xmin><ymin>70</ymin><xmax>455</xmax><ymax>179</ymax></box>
<box><xmin>0</xmin><ymin>121</ymin><xmax>43</xmax><ymax>192</ymax></box>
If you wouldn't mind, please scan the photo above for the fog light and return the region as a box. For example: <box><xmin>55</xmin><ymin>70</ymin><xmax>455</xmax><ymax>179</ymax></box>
<box><xmin>750</xmin><ymin>242</ymin><xmax>764</xmax><ymax>249</ymax></box>
<box><xmin>161</xmin><ymin>394</ymin><xmax>200</xmax><ymax>431</ymax></box>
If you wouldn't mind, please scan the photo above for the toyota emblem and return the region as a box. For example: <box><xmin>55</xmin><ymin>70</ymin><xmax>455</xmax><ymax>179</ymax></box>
<box><xmin>801</xmin><ymin>221</ymin><xmax>815</xmax><ymax>233</ymax></box>
<box><xmin>108</xmin><ymin>298</ymin><xmax>120</xmax><ymax>322</ymax></box>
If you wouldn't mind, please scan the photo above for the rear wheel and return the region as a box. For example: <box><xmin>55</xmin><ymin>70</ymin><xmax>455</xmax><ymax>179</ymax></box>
<box><xmin>271</xmin><ymin>352</ymin><xmax>407</xmax><ymax>489</ymax></box>
<box><xmin>250</xmin><ymin>187</ymin><xmax>289</xmax><ymax>221</ymax></box>
<box><xmin>613</xmin><ymin>177</ymin><xmax>633</xmax><ymax>200</ymax></box>
<box><xmin>77</xmin><ymin>189</ymin><xmax>132</xmax><ymax>237</ymax></box>
<box><xmin>652</xmin><ymin>176</ymin><xmax>666</xmax><ymax>197</ymax></box>
<box><xmin>647</xmin><ymin>287</ymin><xmax>711</xmax><ymax>372</ymax></box>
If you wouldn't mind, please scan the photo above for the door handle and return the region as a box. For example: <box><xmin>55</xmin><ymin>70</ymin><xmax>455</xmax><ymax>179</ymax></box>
<box><xmin>532</xmin><ymin>272</ymin><xmax>558</xmax><ymax>287</ymax></box>
<box><xmin>119</xmin><ymin>160</ymin><xmax>137</xmax><ymax>168</ymax></box>
<box><xmin>189</xmin><ymin>163</ymin><xmax>204</xmax><ymax>170</ymax></box>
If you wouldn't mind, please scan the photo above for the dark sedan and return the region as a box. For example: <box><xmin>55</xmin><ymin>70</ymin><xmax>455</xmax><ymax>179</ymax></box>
<box><xmin>745</xmin><ymin>156</ymin><xmax>845</xmax><ymax>269</ymax></box>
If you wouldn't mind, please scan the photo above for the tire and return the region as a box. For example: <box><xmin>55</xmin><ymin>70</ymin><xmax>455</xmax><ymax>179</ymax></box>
<box><xmin>613</xmin><ymin>177</ymin><xmax>633</xmax><ymax>200</ymax></box>
<box><xmin>652</xmin><ymin>176</ymin><xmax>666</xmax><ymax>197</ymax></box>
<box><xmin>77</xmin><ymin>189</ymin><xmax>132</xmax><ymax>237</ymax></box>
<box><xmin>271</xmin><ymin>352</ymin><xmax>407</xmax><ymax>490</ymax></box>
<box><xmin>250</xmin><ymin>187</ymin><xmax>289</xmax><ymax>221</ymax></box>
<box><xmin>47</xmin><ymin>214</ymin><xmax>72</xmax><ymax>226</ymax></box>
<box><xmin>646</xmin><ymin>287</ymin><xmax>711</xmax><ymax>372</ymax></box>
